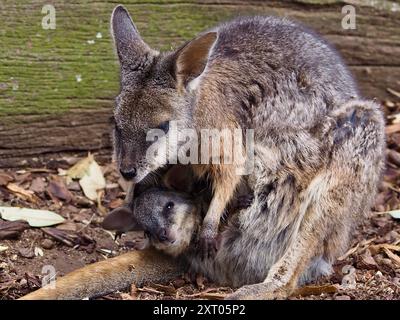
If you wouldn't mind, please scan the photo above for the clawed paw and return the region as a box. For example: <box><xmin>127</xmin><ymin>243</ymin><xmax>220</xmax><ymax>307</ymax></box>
<box><xmin>198</xmin><ymin>234</ymin><xmax>218</xmax><ymax>260</ymax></box>
<box><xmin>196</xmin><ymin>225</ymin><xmax>219</xmax><ymax>260</ymax></box>
<box><xmin>129</xmin><ymin>236</ymin><xmax>149</xmax><ymax>251</ymax></box>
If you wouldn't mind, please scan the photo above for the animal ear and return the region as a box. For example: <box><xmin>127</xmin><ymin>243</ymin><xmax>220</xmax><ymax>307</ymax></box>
<box><xmin>110</xmin><ymin>5</ymin><xmax>154</xmax><ymax>69</ymax></box>
<box><xmin>102</xmin><ymin>207</ymin><xmax>142</xmax><ymax>232</ymax></box>
<box><xmin>173</xmin><ymin>32</ymin><xmax>217</xmax><ymax>91</ymax></box>
<box><xmin>163</xmin><ymin>165</ymin><xmax>195</xmax><ymax>193</ymax></box>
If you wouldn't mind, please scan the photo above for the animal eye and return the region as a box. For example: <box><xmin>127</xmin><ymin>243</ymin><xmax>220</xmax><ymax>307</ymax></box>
<box><xmin>158</xmin><ymin>121</ymin><xmax>170</xmax><ymax>134</ymax></box>
<box><xmin>165</xmin><ymin>202</ymin><xmax>174</xmax><ymax>210</ymax></box>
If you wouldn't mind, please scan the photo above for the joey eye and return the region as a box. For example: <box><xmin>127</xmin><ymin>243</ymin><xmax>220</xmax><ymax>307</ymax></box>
<box><xmin>163</xmin><ymin>201</ymin><xmax>174</xmax><ymax>217</ymax></box>
<box><xmin>158</xmin><ymin>121</ymin><xmax>170</xmax><ymax>134</ymax></box>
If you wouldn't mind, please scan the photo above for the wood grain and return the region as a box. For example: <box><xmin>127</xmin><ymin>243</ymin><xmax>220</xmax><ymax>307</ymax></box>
<box><xmin>0</xmin><ymin>0</ymin><xmax>398</xmax><ymax>166</ymax></box>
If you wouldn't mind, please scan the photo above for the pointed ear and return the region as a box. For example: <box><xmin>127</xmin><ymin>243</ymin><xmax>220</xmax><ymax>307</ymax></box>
<box><xmin>110</xmin><ymin>5</ymin><xmax>154</xmax><ymax>69</ymax></box>
<box><xmin>102</xmin><ymin>207</ymin><xmax>142</xmax><ymax>232</ymax></box>
<box><xmin>174</xmin><ymin>32</ymin><xmax>217</xmax><ymax>91</ymax></box>
<box><xmin>163</xmin><ymin>165</ymin><xmax>195</xmax><ymax>193</ymax></box>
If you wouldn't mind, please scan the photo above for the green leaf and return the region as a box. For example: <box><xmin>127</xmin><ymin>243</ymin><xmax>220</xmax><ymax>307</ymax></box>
<box><xmin>0</xmin><ymin>207</ymin><xmax>65</xmax><ymax>227</ymax></box>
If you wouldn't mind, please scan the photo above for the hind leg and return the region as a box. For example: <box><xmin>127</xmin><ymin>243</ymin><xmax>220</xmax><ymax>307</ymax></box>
<box><xmin>226</xmin><ymin>100</ymin><xmax>385</xmax><ymax>300</ymax></box>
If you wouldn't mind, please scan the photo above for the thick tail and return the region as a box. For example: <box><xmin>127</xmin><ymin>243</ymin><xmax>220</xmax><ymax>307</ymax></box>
<box><xmin>19</xmin><ymin>249</ymin><xmax>182</xmax><ymax>300</ymax></box>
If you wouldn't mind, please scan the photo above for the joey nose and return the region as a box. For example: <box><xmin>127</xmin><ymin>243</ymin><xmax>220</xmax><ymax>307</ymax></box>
<box><xmin>158</xmin><ymin>228</ymin><xmax>168</xmax><ymax>242</ymax></box>
<box><xmin>120</xmin><ymin>168</ymin><xmax>137</xmax><ymax>180</ymax></box>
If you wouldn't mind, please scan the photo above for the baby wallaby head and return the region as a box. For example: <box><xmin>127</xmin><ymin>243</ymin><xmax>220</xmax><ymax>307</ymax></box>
<box><xmin>103</xmin><ymin>187</ymin><xmax>200</xmax><ymax>257</ymax></box>
<box><xmin>134</xmin><ymin>188</ymin><xmax>200</xmax><ymax>256</ymax></box>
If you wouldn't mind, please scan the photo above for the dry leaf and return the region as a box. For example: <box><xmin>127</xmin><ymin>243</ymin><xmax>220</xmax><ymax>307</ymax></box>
<box><xmin>108</xmin><ymin>198</ymin><xmax>124</xmax><ymax>209</ymax></box>
<box><xmin>64</xmin><ymin>154</ymin><xmax>106</xmax><ymax>202</ymax></box>
<box><xmin>6</xmin><ymin>183</ymin><xmax>37</xmax><ymax>203</ymax></box>
<box><xmin>358</xmin><ymin>249</ymin><xmax>378</xmax><ymax>269</ymax></box>
<box><xmin>47</xmin><ymin>178</ymin><xmax>73</xmax><ymax>203</ymax></box>
<box><xmin>19</xmin><ymin>247</ymin><xmax>34</xmax><ymax>258</ymax></box>
<box><xmin>383</xmin><ymin>248</ymin><xmax>400</xmax><ymax>267</ymax></box>
<box><xmin>66</xmin><ymin>154</ymin><xmax>94</xmax><ymax>180</ymax></box>
<box><xmin>387</xmin><ymin>150</ymin><xmax>400</xmax><ymax>167</ymax></box>
<box><xmin>0</xmin><ymin>207</ymin><xmax>65</xmax><ymax>227</ymax></box>
<box><xmin>0</xmin><ymin>173</ymin><xmax>14</xmax><ymax>186</ymax></box>
<box><xmin>389</xmin><ymin>113</ymin><xmax>400</xmax><ymax>124</ymax></box>
<box><xmin>30</xmin><ymin>177</ymin><xmax>47</xmax><ymax>193</ymax></box>
<box><xmin>338</xmin><ymin>243</ymin><xmax>359</xmax><ymax>261</ymax></box>
<box><xmin>387</xmin><ymin>88</ymin><xmax>400</xmax><ymax>99</ymax></box>
<box><xmin>56</xmin><ymin>221</ymin><xmax>77</xmax><ymax>232</ymax></box>
<box><xmin>67</xmin><ymin>155</ymin><xmax>106</xmax><ymax>201</ymax></box>
<box><xmin>0</xmin><ymin>245</ymin><xmax>8</xmax><ymax>253</ymax></box>
<box><xmin>370</xmin><ymin>243</ymin><xmax>400</xmax><ymax>254</ymax></box>
<box><xmin>386</xmin><ymin>123</ymin><xmax>400</xmax><ymax>135</ymax></box>
<box><xmin>150</xmin><ymin>283</ymin><xmax>177</xmax><ymax>295</ymax></box>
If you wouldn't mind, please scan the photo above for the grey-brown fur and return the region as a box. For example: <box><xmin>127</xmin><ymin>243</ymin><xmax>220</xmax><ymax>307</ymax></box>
<box><xmin>104</xmin><ymin>166</ymin><xmax>253</xmax><ymax>259</ymax></box>
<box><xmin>110</xmin><ymin>5</ymin><xmax>385</xmax><ymax>299</ymax></box>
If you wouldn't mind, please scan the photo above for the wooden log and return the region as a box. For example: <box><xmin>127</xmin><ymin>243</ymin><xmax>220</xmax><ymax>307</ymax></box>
<box><xmin>0</xmin><ymin>0</ymin><xmax>398</xmax><ymax>167</ymax></box>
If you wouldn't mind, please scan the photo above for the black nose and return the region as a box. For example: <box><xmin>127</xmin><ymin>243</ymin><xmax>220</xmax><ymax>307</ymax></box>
<box><xmin>158</xmin><ymin>228</ymin><xmax>168</xmax><ymax>242</ymax></box>
<box><xmin>120</xmin><ymin>168</ymin><xmax>137</xmax><ymax>180</ymax></box>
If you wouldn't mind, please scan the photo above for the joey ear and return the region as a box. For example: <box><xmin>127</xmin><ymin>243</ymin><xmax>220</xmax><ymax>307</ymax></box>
<box><xmin>102</xmin><ymin>207</ymin><xmax>142</xmax><ymax>232</ymax></box>
<box><xmin>174</xmin><ymin>32</ymin><xmax>217</xmax><ymax>91</ymax></box>
<box><xmin>163</xmin><ymin>165</ymin><xmax>195</xmax><ymax>193</ymax></box>
<box><xmin>110</xmin><ymin>5</ymin><xmax>154</xmax><ymax>69</ymax></box>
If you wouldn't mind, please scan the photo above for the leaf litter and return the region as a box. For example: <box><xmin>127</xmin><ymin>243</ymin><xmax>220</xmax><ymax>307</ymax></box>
<box><xmin>1</xmin><ymin>100</ymin><xmax>400</xmax><ymax>299</ymax></box>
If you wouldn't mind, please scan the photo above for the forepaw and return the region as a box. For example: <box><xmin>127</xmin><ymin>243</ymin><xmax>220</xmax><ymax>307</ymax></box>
<box><xmin>129</xmin><ymin>236</ymin><xmax>149</xmax><ymax>251</ymax></box>
<box><xmin>225</xmin><ymin>283</ymin><xmax>288</xmax><ymax>300</ymax></box>
<box><xmin>198</xmin><ymin>235</ymin><xmax>218</xmax><ymax>259</ymax></box>
<box><xmin>197</xmin><ymin>226</ymin><xmax>219</xmax><ymax>259</ymax></box>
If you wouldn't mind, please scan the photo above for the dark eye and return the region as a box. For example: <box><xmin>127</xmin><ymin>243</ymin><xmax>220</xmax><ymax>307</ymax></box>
<box><xmin>163</xmin><ymin>201</ymin><xmax>174</xmax><ymax>217</ymax></box>
<box><xmin>165</xmin><ymin>201</ymin><xmax>174</xmax><ymax>211</ymax></box>
<box><xmin>159</xmin><ymin>121</ymin><xmax>170</xmax><ymax>134</ymax></box>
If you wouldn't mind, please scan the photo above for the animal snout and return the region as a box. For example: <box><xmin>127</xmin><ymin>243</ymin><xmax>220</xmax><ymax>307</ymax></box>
<box><xmin>157</xmin><ymin>228</ymin><xmax>175</xmax><ymax>243</ymax></box>
<box><xmin>120</xmin><ymin>168</ymin><xmax>137</xmax><ymax>180</ymax></box>
<box><xmin>157</xmin><ymin>228</ymin><xmax>168</xmax><ymax>242</ymax></box>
